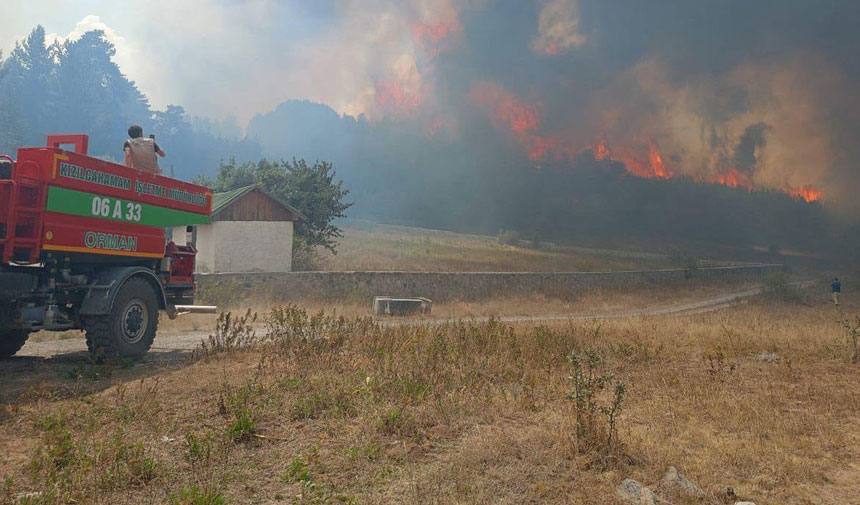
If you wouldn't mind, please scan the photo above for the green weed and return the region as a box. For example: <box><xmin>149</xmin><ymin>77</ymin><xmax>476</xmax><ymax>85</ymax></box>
<box><xmin>167</xmin><ymin>485</ymin><xmax>226</xmax><ymax>505</ymax></box>
<box><xmin>282</xmin><ymin>457</ymin><xmax>311</xmax><ymax>483</ymax></box>
<box><xmin>227</xmin><ymin>409</ymin><xmax>256</xmax><ymax>443</ymax></box>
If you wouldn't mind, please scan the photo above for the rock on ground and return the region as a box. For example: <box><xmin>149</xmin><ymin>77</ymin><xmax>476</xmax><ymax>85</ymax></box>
<box><xmin>661</xmin><ymin>466</ymin><xmax>705</xmax><ymax>498</ymax></box>
<box><xmin>618</xmin><ymin>479</ymin><xmax>661</xmax><ymax>505</ymax></box>
<box><xmin>759</xmin><ymin>351</ymin><xmax>779</xmax><ymax>362</ymax></box>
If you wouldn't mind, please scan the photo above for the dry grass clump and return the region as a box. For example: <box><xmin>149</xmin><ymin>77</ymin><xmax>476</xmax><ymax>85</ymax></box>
<box><xmin>1</xmin><ymin>296</ymin><xmax>859</xmax><ymax>504</ymax></box>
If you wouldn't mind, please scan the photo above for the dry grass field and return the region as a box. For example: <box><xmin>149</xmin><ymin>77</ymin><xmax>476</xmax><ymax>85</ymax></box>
<box><xmin>1</xmin><ymin>282</ymin><xmax>858</xmax><ymax>505</ymax></box>
<box><xmin>319</xmin><ymin>222</ymin><xmax>677</xmax><ymax>272</ymax></box>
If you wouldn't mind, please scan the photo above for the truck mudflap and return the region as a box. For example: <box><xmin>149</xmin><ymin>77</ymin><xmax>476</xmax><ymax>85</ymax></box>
<box><xmin>79</xmin><ymin>266</ymin><xmax>167</xmax><ymax>316</ymax></box>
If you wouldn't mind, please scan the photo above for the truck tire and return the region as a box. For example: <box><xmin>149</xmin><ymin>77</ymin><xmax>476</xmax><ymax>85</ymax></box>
<box><xmin>0</xmin><ymin>330</ymin><xmax>30</xmax><ymax>359</ymax></box>
<box><xmin>85</xmin><ymin>277</ymin><xmax>159</xmax><ymax>360</ymax></box>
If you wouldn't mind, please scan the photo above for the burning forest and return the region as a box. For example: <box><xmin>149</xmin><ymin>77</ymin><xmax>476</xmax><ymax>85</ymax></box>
<box><xmin>1</xmin><ymin>0</ymin><xmax>858</xmax><ymax>255</ymax></box>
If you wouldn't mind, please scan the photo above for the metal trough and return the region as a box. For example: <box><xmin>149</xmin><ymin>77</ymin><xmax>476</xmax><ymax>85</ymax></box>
<box><xmin>372</xmin><ymin>297</ymin><xmax>432</xmax><ymax>316</ymax></box>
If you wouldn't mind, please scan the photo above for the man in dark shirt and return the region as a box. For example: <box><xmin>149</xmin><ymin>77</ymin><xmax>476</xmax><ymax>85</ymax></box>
<box><xmin>123</xmin><ymin>124</ymin><xmax>165</xmax><ymax>173</ymax></box>
<box><xmin>831</xmin><ymin>277</ymin><xmax>842</xmax><ymax>306</ymax></box>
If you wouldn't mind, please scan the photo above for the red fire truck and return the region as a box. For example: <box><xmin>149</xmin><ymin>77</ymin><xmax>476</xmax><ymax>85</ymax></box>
<box><xmin>0</xmin><ymin>134</ymin><xmax>213</xmax><ymax>359</ymax></box>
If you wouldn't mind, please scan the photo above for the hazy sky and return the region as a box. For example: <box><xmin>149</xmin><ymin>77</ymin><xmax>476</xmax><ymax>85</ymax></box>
<box><xmin>2</xmin><ymin>0</ymin><xmax>858</xmax><ymax>210</ymax></box>
<box><xmin>0</xmin><ymin>1</ymin><xmax>360</xmax><ymax>124</ymax></box>
<box><xmin>0</xmin><ymin>0</ymin><xmax>469</xmax><ymax>126</ymax></box>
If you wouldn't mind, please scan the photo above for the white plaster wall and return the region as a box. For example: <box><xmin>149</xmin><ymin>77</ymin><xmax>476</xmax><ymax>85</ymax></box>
<box><xmin>194</xmin><ymin>225</ymin><xmax>216</xmax><ymax>273</ymax></box>
<box><xmin>210</xmin><ymin>221</ymin><xmax>293</xmax><ymax>273</ymax></box>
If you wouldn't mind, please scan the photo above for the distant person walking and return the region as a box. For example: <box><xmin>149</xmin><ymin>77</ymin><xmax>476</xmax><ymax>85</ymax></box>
<box><xmin>124</xmin><ymin>124</ymin><xmax>165</xmax><ymax>174</ymax></box>
<box><xmin>831</xmin><ymin>277</ymin><xmax>842</xmax><ymax>306</ymax></box>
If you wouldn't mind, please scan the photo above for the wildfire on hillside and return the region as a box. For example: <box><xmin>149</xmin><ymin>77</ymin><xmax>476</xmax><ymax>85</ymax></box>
<box><xmin>374</xmin><ymin>54</ymin><xmax>426</xmax><ymax>118</ymax></box>
<box><xmin>709</xmin><ymin>167</ymin><xmax>754</xmax><ymax>191</ymax></box>
<box><xmin>788</xmin><ymin>184</ymin><xmax>823</xmax><ymax>203</ymax></box>
<box><xmin>470</xmin><ymin>81</ymin><xmax>570</xmax><ymax>161</ymax></box>
<box><xmin>589</xmin><ymin>140</ymin><xmax>822</xmax><ymax>202</ymax></box>
<box><xmin>590</xmin><ymin>140</ymin><xmax>672</xmax><ymax>179</ymax></box>
<box><xmin>647</xmin><ymin>140</ymin><xmax>672</xmax><ymax>179</ymax></box>
<box><xmin>592</xmin><ymin>140</ymin><xmax>610</xmax><ymax>161</ymax></box>
<box><xmin>375</xmin><ymin>79</ymin><xmax>424</xmax><ymax>115</ymax></box>
<box><xmin>473</xmin><ymin>82</ymin><xmax>823</xmax><ymax>203</ymax></box>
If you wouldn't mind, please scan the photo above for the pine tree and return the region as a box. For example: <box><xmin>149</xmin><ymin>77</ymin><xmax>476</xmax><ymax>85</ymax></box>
<box><xmin>54</xmin><ymin>30</ymin><xmax>150</xmax><ymax>157</ymax></box>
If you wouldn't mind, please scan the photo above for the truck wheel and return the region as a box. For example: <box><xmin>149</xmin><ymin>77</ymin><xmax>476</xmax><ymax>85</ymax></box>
<box><xmin>0</xmin><ymin>330</ymin><xmax>30</xmax><ymax>359</ymax></box>
<box><xmin>86</xmin><ymin>278</ymin><xmax>159</xmax><ymax>360</ymax></box>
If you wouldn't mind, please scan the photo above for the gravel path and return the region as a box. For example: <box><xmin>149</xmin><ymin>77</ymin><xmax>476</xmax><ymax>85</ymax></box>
<box><xmin>15</xmin><ymin>285</ymin><xmax>769</xmax><ymax>360</ymax></box>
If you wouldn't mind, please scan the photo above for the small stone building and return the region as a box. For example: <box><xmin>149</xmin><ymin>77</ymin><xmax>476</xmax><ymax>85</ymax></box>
<box><xmin>174</xmin><ymin>184</ymin><xmax>303</xmax><ymax>273</ymax></box>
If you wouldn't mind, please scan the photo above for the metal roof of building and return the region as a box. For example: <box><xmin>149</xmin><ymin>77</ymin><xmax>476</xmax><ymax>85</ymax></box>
<box><xmin>211</xmin><ymin>184</ymin><xmax>305</xmax><ymax>220</ymax></box>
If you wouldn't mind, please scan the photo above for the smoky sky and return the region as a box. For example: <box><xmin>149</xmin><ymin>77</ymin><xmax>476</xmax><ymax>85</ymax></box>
<box><xmin>4</xmin><ymin>0</ymin><xmax>860</xmax><ymax>213</ymax></box>
<box><xmin>408</xmin><ymin>0</ymin><xmax>860</xmax><ymax>213</ymax></box>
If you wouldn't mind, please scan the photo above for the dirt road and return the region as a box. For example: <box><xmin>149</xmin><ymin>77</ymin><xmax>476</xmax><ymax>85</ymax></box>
<box><xmin>15</xmin><ymin>284</ymin><xmax>769</xmax><ymax>360</ymax></box>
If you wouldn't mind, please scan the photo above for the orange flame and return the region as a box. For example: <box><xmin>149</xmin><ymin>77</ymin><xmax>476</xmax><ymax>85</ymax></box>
<box><xmin>710</xmin><ymin>167</ymin><xmax>753</xmax><ymax>191</ymax></box>
<box><xmin>466</xmin><ymin>107</ymin><xmax>824</xmax><ymax>205</ymax></box>
<box><xmin>470</xmin><ymin>81</ymin><xmax>571</xmax><ymax>161</ymax></box>
<box><xmin>412</xmin><ymin>16</ymin><xmax>463</xmax><ymax>56</ymax></box>
<box><xmin>592</xmin><ymin>140</ymin><xmax>672</xmax><ymax>179</ymax></box>
<box><xmin>470</xmin><ymin>82</ymin><xmax>541</xmax><ymax>134</ymax></box>
<box><xmin>375</xmin><ymin>78</ymin><xmax>424</xmax><ymax>116</ymax></box>
<box><xmin>647</xmin><ymin>140</ymin><xmax>672</xmax><ymax>179</ymax></box>
<box><xmin>592</xmin><ymin>140</ymin><xmax>610</xmax><ymax>160</ymax></box>
<box><xmin>788</xmin><ymin>184</ymin><xmax>822</xmax><ymax>203</ymax></box>
<box><xmin>587</xmin><ymin>139</ymin><xmax>822</xmax><ymax>204</ymax></box>
<box><xmin>412</xmin><ymin>19</ymin><xmax>462</xmax><ymax>46</ymax></box>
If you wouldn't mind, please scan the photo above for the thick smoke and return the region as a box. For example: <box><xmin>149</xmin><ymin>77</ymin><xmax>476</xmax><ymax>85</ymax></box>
<box><xmin>3</xmin><ymin>0</ymin><xmax>857</xmax><ymax>239</ymax></box>
<box><xmin>283</xmin><ymin>0</ymin><xmax>858</xmax><ymax>213</ymax></box>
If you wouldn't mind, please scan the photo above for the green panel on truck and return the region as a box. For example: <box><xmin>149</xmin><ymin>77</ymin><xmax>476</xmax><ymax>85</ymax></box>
<box><xmin>45</xmin><ymin>186</ymin><xmax>210</xmax><ymax>227</ymax></box>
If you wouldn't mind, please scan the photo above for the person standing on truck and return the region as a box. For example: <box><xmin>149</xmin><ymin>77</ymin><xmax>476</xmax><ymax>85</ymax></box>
<box><xmin>832</xmin><ymin>277</ymin><xmax>842</xmax><ymax>306</ymax></box>
<box><xmin>124</xmin><ymin>124</ymin><xmax>165</xmax><ymax>174</ymax></box>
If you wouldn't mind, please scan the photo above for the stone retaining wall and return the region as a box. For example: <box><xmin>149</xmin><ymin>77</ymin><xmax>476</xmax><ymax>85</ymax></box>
<box><xmin>196</xmin><ymin>264</ymin><xmax>785</xmax><ymax>304</ymax></box>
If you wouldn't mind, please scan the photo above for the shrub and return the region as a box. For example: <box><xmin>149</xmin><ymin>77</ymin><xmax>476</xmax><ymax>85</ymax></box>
<box><xmin>181</xmin><ymin>431</ymin><xmax>224</xmax><ymax>494</ymax></box>
<box><xmin>125</xmin><ymin>444</ymin><xmax>160</xmax><ymax>485</ymax></box>
<box><xmin>497</xmin><ymin>229</ymin><xmax>522</xmax><ymax>246</ymax></box>
<box><xmin>292</xmin><ymin>238</ymin><xmax>324</xmax><ymax>271</ymax></box>
<box><xmin>194</xmin><ymin>309</ymin><xmax>258</xmax><ymax>358</ymax></box>
<box><xmin>840</xmin><ymin>314</ymin><xmax>860</xmax><ymax>364</ymax></box>
<box><xmin>762</xmin><ymin>273</ymin><xmax>806</xmax><ymax>304</ymax></box>
<box><xmin>265</xmin><ymin>305</ymin><xmax>329</xmax><ymax>345</ymax></box>
<box><xmin>184</xmin><ymin>432</ymin><xmax>215</xmax><ymax>471</ymax></box>
<box><xmin>378</xmin><ymin>406</ymin><xmax>418</xmax><ymax>439</ymax></box>
<box><xmin>703</xmin><ymin>345</ymin><xmax>737</xmax><ymax>379</ymax></box>
<box><xmin>227</xmin><ymin>409</ymin><xmax>256</xmax><ymax>443</ymax></box>
<box><xmin>264</xmin><ymin>305</ymin><xmax>371</xmax><ymax>360</ymax></box>
<box><xmin>218</xmin><ymin>384</ymin><xmax>260</xmax><ymax>443</ymax></box>
<box><xmin>567</xmin><ymin>348</ymin><xmax>626</xmax><ymax>454</ymax></box>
